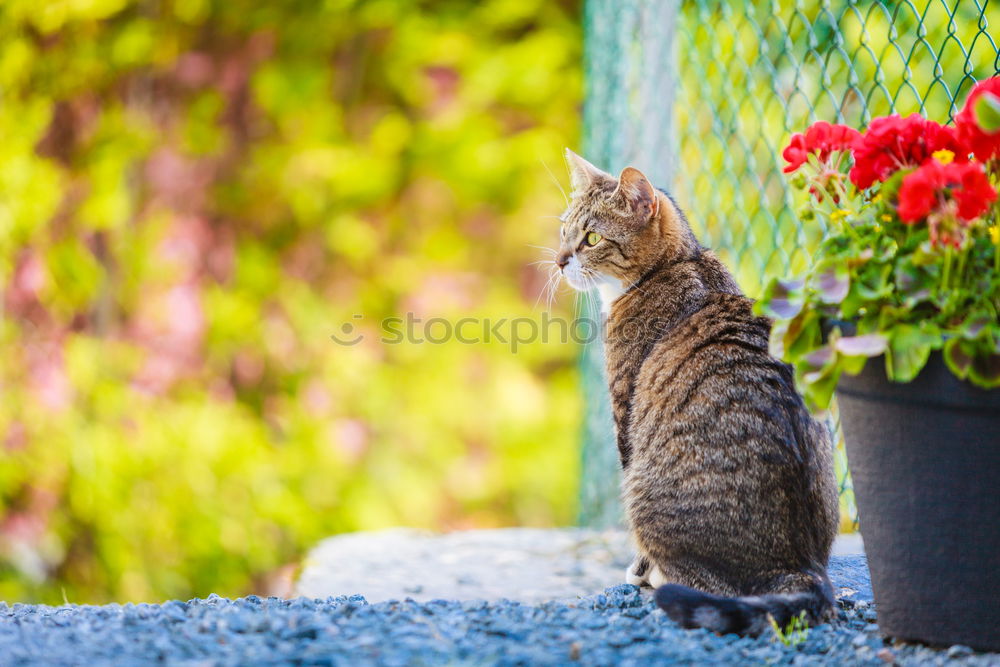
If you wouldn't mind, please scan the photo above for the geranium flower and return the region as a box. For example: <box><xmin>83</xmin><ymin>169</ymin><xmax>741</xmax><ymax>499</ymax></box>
<box><xmin>955</xmin><ymin>76</ymin><xmax>1000</xmax><ymax>162</ymax></box>
<box><xmin>897</xmin><ymin>160</ymin><xmax>997</xmax><ymax>247</ymax></box>
<box><xmin>782</xmin><ymin>121</ymin><xmax>861</xmax><ymax>173</ymax></box>
<box><xmin>849</xmin><ymin>114</ymin><xmax>968</xmax><ymax>189</ymax></box>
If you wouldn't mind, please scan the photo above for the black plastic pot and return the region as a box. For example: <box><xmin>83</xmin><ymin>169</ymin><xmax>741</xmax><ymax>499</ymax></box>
<box><xmin>837</xmin><ymin>353</ymin><xmax>1000</xmax><ymax>651</ymax></box>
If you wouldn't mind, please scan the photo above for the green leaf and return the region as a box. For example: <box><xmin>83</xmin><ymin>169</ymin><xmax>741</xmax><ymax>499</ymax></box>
<box><xmin>810</xmin><ymin>260</ymin><xmax>849</xmax><ymax>305</ymax></box>
<box><xmin>973</xmin><ymin>91</ymin><xmax>1000</xmax><ymax>133</ymax></box>
<box><xmin>911</xmin><ymin>240</ymin><xmax>941</xmax><ymax>267</ymax></box>
<box><xmin>959</xmin><ymin>311</ymin><xmax>993</xmax><ymax>340</ymax></box>
<box><xmin>943</xmin><ymin>338</ymin><xmax>973</xmax><ymax>379</ymax></box>
<box><xmin>794</xmin><ymin>344</ymin><xmax>841</xmax><ymax>412</ymax></box>
<box><xmin>769</xmin><ymin>309</ymin><xmax>820</xmax><ymax>362</ymax></box>
<box><xmin>887</xmin><ymin>323</ymin><xmax>942</xmax><ymax>382</ymax></box>
<box><xmin>834</xmin><ymin>333</ymin><xmax>886</xmax><ymax>376</ymax></box>
<box><xmin>969</xmin><ymin>349</ymin><xmax>1000</xmax><ymax>387</ymax></box>
<box><xmin>894</xmin><ymin>259</ymin><xmax>934</xmax><ymax>307</ymax></box>
<box><xmin>840</xmin><ymin>354</ymin><xmax>867</xmax><ymax>376</ymax></box>
<box><xmin>835</xmin><ymin>333</ymin><xmax>888</xmax><ymax>357</ymax></box>
<box><xmin>757</xmin><ymin>277</ymin><xmax>805</xmax><ymax>319</ymax></box>
<box><xmin>854</xmin><ymin>263</ymin><xmax>892</xmax><ymax>301</ymax></box>
<box><xmin>878</xmin><ymin>168</ymin><xmax>909</xmax><ymax>201</ymax></box>
<box><xmin>801</xmin><ymin>344</ymin><xmax>836</xmax><ymax>383</ymax></box>
<box><xmin>786</xmin><ymin>310</ymin><xmax>821</xmax><ymax>359</ymax></box>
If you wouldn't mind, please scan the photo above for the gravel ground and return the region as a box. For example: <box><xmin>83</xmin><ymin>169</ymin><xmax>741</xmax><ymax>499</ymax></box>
<box><xmin>3</xmin><ymin>557</ymin><xmax>997</xmax><ymax>666</ymax></box>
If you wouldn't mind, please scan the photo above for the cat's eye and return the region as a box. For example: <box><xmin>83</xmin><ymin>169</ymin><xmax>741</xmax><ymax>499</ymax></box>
<box><xmin>585</xmin><ymin>231</ymin><xmax>603</xmax><ymax>246</ymax></box>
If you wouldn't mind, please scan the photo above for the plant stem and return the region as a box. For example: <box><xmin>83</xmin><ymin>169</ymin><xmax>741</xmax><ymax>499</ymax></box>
<box><xmin>941</xmin><ymin>245</ymin><xmax>952</xmax><ymax>297</ymax></box>
<box><xmin>994</xmin><ymin>238</ymin><xmax>999</xmax><ymax>276</ymax></box>
<box><xmin>955</xmin><ymin>246</ymin><xmax>967</xmax><ymax>290</ymax></box>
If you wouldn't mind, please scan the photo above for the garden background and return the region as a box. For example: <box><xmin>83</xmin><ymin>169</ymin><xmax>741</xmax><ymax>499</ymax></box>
<box><xmin>1</xmin><ymin>0</ymin><xmax>996</xmax><ymax>604</ymax></box>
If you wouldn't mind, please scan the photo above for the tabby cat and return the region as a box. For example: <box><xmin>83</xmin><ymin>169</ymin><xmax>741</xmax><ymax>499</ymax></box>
<box><xmin>553</xmin><ymin>149</ymin><xmax>839</xmax><ymax>636</ymax></box>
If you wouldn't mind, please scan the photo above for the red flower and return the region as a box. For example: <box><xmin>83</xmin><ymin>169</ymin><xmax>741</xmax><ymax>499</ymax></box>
<box><xmin>782</xmin><ymin>121</ymin><xmax>861</xmax><ymax>173</ymax></box>
<box><xmin>849</xmin><ymin>114</ymin><xmax>968</xmax><ymax>189</ymax></box>
<box><xmin>955</xmin><ymin>76</ymin><xmax>1000</xmax><ymax>162</ymax></box>
<box><xmin>897</xmin><ymin>161</ymin><xmax>997</xmax><ymax>247</ymax></box>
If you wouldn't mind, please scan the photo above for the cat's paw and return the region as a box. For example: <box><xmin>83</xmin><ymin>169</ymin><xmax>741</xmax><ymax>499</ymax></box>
<box><xmin>625</xmin><ymin>555</ymin><xmax>651</xmax><ymax>587</ymax></box>
<box><xmin>647</xmin><ymin>564</ymin><xmax>668</xmax><ymax>589</ymax></box>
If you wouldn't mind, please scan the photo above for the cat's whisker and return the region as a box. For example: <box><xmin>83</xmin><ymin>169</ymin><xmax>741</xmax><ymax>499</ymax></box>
<box><xmin>534</xmin><ymin>265</ymin><xmax>561</xmax><ymax>312</ymax></box>
<box><xmin>526</xmin><ymin>244</ymin><xmax>558</xmax><ymax>257</ymax></box>
<box><xmin>573</xmin><ymin>285</ymin><xmax>586</xmax><ymax>322</ymax></box>
<box><xmin>546</xmin><ymin>269</ymin><xmax>565</xmax><ymax>313</ymax></box>
<box><xmin>581</xmin><ymin>287</ymin><xmax>595</xmax><ymax>325</ymax></box>
<box><xmin>546</xmin><ymin>274</ymin><xmax>560</xmax><ymax>312</ymax></box>
<box><xmin>575</xmin><ymin>272</ymin><xmax>598</xmax><ymax>324</ymax></box>
<box><xmin>539</xmin><ymin>158</ymin><xmax>570</xmax><ymax>208</ymax></box>
<box><xmin>544</xmin><ymin>264</ymin><xmax>566</xmax><ymax>313</ymax></box>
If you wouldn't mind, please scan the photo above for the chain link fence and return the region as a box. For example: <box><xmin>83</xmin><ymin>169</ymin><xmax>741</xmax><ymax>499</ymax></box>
<box><xmin>578</xmin><ymin>0</ymin><xmax>1000</xmax><ymax>528</ymax></box>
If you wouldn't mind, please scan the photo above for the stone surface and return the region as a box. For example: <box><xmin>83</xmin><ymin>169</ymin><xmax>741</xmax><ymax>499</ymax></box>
<box><xmin>4</xmin><ymin>584</ymin><xmax>997</xmax><ymax>665</ymax></box>
<box><xmin>296</xmin><ymin>528</ymin><xmax>630</xmax><ymax>604</ymax></box>
<box><xmin>295</xmin><ymin>527</ymin><xmax>870</xmax><ymax>603</ymax></box>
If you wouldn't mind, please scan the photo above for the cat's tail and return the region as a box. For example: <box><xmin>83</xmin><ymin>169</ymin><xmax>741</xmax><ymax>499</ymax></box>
<box><xmin>653</xmin><ymin>572</ymin><xmax>834</xmax><ymax>637</ymax></box>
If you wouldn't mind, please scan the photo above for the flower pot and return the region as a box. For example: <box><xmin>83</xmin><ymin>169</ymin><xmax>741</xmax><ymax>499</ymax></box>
<box><xmin>837</xmin><ymin>353</ymin><xmax>1000</xmax><ymax>651</ymax></box>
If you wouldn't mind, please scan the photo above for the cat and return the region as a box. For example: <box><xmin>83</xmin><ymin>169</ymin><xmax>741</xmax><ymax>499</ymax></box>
<box><xmin>553</xmin><ymin>149</ymin><xmax>840</xmax><ymax>636</ymax></box>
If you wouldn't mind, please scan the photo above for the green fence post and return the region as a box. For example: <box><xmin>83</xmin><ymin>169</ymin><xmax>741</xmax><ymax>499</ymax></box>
<box><xmin>577</xmin><ymin>0</ymin><xmax>680</xmax><ymax>528</ymax></box>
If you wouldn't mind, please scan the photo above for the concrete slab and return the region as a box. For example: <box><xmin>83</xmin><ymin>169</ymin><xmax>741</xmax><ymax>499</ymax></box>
<box><xmin>295</xmin><ymin>528</ymin><xmax>869</xmax><ymax>604</ymax></box>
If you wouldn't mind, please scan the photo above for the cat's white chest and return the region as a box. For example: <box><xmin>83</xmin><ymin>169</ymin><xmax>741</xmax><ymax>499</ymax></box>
<box><xmin>596</xmin><ymin>276</ymin><xmax>625</xmax><ymax>315</ymax></box>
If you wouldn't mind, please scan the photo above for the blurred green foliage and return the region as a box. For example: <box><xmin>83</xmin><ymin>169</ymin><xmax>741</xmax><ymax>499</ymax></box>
<box><xmin>7</xmin><ymin>0</ymin><xmax>992</xmax><ymax>604</ymax></box>
<box><xmin>0</xmin><ymin>0</ymin><xmax>582</xmax><ymax>603</ymax></box>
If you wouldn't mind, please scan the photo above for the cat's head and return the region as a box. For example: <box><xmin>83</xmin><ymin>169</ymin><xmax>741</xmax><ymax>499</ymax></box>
<box><xmin>553</xmin><ymin>149</ymin><xmax>694</xmax><ymax>292</ymax></box>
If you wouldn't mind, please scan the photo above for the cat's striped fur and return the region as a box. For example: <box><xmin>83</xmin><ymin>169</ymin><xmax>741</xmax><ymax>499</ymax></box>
<box><xmin>554</xmin><ymin>150</ymin><xmax>839</xmax><ymax>636</ymax></box>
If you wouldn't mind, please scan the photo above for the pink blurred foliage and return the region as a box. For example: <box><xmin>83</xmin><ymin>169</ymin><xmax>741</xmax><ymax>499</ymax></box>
<box><xmin>262</xmin><ymin>309</ymin><xmax>298</xmax><ymax>365</ymax></box>
<box><xmin>174</xmin><ymin>52</ymin><xmax>216</xmax><ymax>89</ymax></box>
<box><xmin>233</xmin><ymin>350</ymin><xmax>265</xmax><ymax>388</ymax></box>
<box><xmin>424</xmin><ymin>66</ymin><xmax>460</xmax><ymax>114</ymax></box>
<box><xmin>1</xmin><ymin>486</ymin><xmax>58</xmax><ymax>542</ymax></box>
<box><xmin>145</xmin><ymin>150</ymin><xmax>215</xmax><ymax>213</ymax></box>
<box><xmin>158</xmin><ymin>215</ymin><xmax>213</xmax><ymax>271</ymax></box>
<box><xmin>302</xmin><ymin>380</ymin><xmax>333</xmax><ymax>417</ymax></box>
<box><xmin>0</xmin><ymin>485</ymin><xmax>61</xmax><ymax>582</ymax></box>
<box><xmin>3</xmin><ymin>421</ymin><xmax>28</xmax><ymax>452</ymax></box>
<box><xmin>11</xmin><ymin>250</ymin><xmax>47</xmax><ymax>304</ymax></box>
<box><xmin>328</xmin><ymin>418</ymin><xmax>369</xmax><ymax>463</ymax></box>
<box><xmin>283</xmin><ymin>236</ymin><xmax>327</xmax><ymax>284</ymax></box>
<box><xmin>130</xmin><ymin>282</ymin><xmax>206</xmax><ymax>396</ymax></box>
<box><xmin>26</xmin><ymin>339</ymin><xmax>73</xmax><ymax>412</ymax></box>
<box><xmin>403</xmin><ymin>272</ymin><xmax>482</xmax><ymax>318</ymax></box>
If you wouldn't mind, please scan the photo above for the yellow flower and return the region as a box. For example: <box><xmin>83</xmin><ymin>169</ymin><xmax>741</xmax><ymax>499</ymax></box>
<box><xmin>989</xmin><ymin>225</ymin><xmax>1000</xmax><ymax>244</ymax></box>
<box><xmin>880</xmin><ymin>214</ymin><xmax>892</xmax><ymax>222</ymax></box>
<box><xmin>932</xmin><ymin>149</ymin><xmax>955</xmax><ymax>165</ymax></box>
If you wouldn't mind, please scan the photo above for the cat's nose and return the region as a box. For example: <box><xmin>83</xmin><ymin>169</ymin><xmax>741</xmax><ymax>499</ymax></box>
<box><xmin>556</xmin><ymin>252</ymin><xmax>571</xmax><ymax>269</ymax></box>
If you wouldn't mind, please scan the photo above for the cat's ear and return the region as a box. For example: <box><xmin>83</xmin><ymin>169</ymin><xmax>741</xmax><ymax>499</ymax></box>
<box><xmin>565</xmin><ymin>148</ymin><xmax>609</xmax><ymax>193</ymax></box>
<box><xmin>613</xmin><ymin>167</ymin><xmax>659</xmax><ymax>223</ymax></box>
